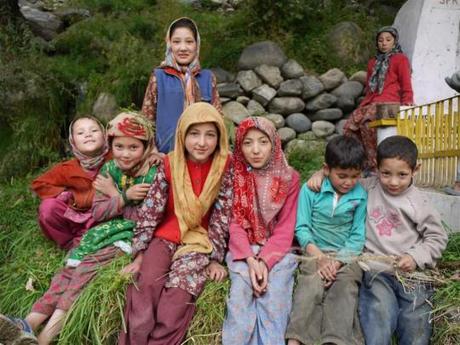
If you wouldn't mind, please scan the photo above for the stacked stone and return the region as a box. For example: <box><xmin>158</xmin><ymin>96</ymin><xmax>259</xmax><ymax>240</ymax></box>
<box><xmin>215</xmin><ymin>41</ymin><xmax>367</xmax><ymax>154</ymax></box>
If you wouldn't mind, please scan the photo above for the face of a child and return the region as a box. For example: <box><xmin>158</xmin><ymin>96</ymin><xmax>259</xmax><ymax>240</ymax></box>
<box><xmin>241</xmin><ymin>128</ymin><xmax>273</xmax><ymax>169</ymax></box>
<box><xmin>185</xmin><ymin>122</ymin><xmax>218</xmax><ymax>163</ymax></box>
<box><xmin>72</xmin><ymin>118</ymin><xmax>105</xmax><ymax>157</ymax></box>
<box><xmin>171</xmin><ymin>27</ymin><xmax>197</xmax><ymax>66</ymax></box>
<box><xmin>377</xmin><ymin>32</ymin><xmax>396</xmax><ymax>53</ymax></box>
<box><xmin>325</xmin><ymin>166</ymin><xmax>361</xmax><ymax>195</ymax></box>
<box><xmin>378</xmin><ymin>158</ymin><xmax>416</xmax><ymax>196</ymax></box>
<box><xmin>112</xmin><ymin>136</ymin><xmax>145</xmax><ymax>171</ymax></box>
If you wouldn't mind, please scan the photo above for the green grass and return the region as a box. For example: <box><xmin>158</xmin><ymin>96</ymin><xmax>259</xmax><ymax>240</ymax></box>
<box><xmin>1</xmin><ymin>175</ymin><xmax>458</xmax><ymax>345</ymax></box>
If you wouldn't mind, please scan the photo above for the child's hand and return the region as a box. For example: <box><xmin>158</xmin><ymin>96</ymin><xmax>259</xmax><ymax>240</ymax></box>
<box><xmin>148</xmin><ymin>151</ymin><xmax>165</xmax><ymax>166</ymax></box>
<box><xmin>206</xmin><ymin>260</ymin><xmax>227</xmax><ymax>283</ymax></box>
<box><xmin>120</xmin><ymin>254</ymin><xmax>143</xmax><ymax>276</ymax></box>
<box><xmin>247</xmin><ymin>257</ymin><xmax>268</xmax><ymax>297</ymax></box>
<box><xmin>126</xmin><ymin>183</ymin><xmax>151</xmax><ymax>202</ymax></box>
<box><xmin>397</xmin><ymin>254</ymin><xmax>417</xmax><ymax>272</ymax></box>
<box><xmin>94</xmin><ymin>175</ymin><xmax>119</xmax><ymax>198</ymax></box>
<box><xmin>317</xmin><ymin>256</ymin><xmax>341</xmax><ymax>285</ymax></box>
<box><xmin>307</xmin><ymin>169</ymin><xmax>324</xmax><ymax>192</ymax></box>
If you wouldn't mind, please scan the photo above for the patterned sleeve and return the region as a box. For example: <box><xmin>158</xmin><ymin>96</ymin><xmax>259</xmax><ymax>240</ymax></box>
<box><xmin>207</xmin><ymin>164</ymin><xmax>233</xmax><ymax>262</ymax></box>
<box><xmin>92</xmin><ymin>190</ymin><xmax>123</xmax><ymax>222</ymax></box>
<box><xmin>141</xmin><ymin>72</ymin><xmax>157</xmax><ymax>122</ymax></box>
<box><xmin>132</xmin><ymin>161</ymin><xmax>169</xmax><ymax>255</ymax></box>
<box><xmin>210</xmin><ymin>73</ymin><xmax>223</xmax><ymax>116</ymax></box>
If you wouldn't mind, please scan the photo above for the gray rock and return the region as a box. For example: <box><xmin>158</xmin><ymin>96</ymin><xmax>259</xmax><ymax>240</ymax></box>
<box><xmin>350</xmin><ymin>70</ymin><xmax>367</xmax><ymax>85</ymax></box>
<box><xmin>309</xmin><ymin>108</ymin><xmax>343</xmax><ymax>122</ymax></box>
<box><xmin>326</xmin><ymin>133</ymin><xmax>341</xmax><ymax>141</ymax></box>
<box><xmin>252</xmin><ymin>84</ymin><xmax>277</xmax><ymax>107</ymax></box>
<box><xmin>281</xmin><ymin>59</ymin><xmax>304</xmax><ymax>79</ymax></box>
<box><xmin>236</xmin><ymin>96</ymin><xmax>250</xmax><ymax>105</ymax></box>
<box><xmin>247</xmin><ymin>100</ymin><xmax>266</xmax><ymax>116</ymax></box>
<box><xmin>254</xmin><ymin>65</ymin><xmax>284</xmax><ymax>89</ymax></box>
<box><xmin>319</xmin><ymin>68</ymin><xmax>346</xmax><ymax>91</ymax></box>
<box><xmin>277</xmin><ymin>79</ymin><xmax>303</xmax><ymax>97</ymax></box>
<box><xmin>220</xmin><ymin>97</ymin><xmax>231</xmax><ymax>104</ymax></box>
<box><xmin>92</xmin><ymin>93</ymin><xmax>118</xmax><ymax>122</ymax></box>
<box><xmin>238</xmin><ymin>41</ymin><xmax>287</xmax><ymax>70</ymax></box>
<box><xmin>335</xmin><ymin>119</ymin><xmax>348</xmax><ymax>135</ymax></box>
<box><xmin>236</xmin><ymin>70</ymin><xmax>262</xmax><ymax>92</ymax></box>
<box><xmin>312</xmin><ymin>120</ymin><xmax>336</xmax><ymax>138</ymax></box>
<box><xmin>305</xmin><ymin>93</ymin><xmax>337</xmax><ymax>112</ymax></box>
<box><xmin>300</xmin><ymin>75</ymin><xmax>324</xmax><ymax>100</ymax></box>
<box><xmin>286</xmin><ymin>113</ymin><xmax>312</xmax><ymax>133</ymax></box>
<box><xmin>211</xmin><ymin>67</ymin><xmax>235</xmax><ymax>83</ymax></box>
<box><xmin>20</xmin><ymin>5</ymin><xmax>63</xmax><ymax>40</ymax></box>
<box><xmin>264</xmin><ymin>113</ymin><xmax>285</xmax><ymax>129</ymax></box>
<box><xmin>268</xmin><ymin>97</ymin><xmax>305</xmax><ymax>116</ymax></box>
<box><xmin>217</xmin><ymin>82</ymin><xmax>243</xmax><ymax>99</ymax></box>
<box><xmin>277</xmin><ymin>127</ymin><xmax>296</xmax><ymax>144</ymax></box>
<box><xmin>331</xmin><ymin>81</ymin><xmax>363</xmax><ymax>112</ymax></box>
<box><xmin>223</xmin><ymin>101</ymin><xmax>250</xmax><ymax>124</ymax></box>
<box><xmin>327</xmin><ymin>21</ymin><xmax>369</xmax><ymax>65</ymax></box>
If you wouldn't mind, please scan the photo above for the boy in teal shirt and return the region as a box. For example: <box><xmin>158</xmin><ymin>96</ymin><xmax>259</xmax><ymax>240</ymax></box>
<box><xmin>286</xmin><ymin>135</ymin><xmax>367</xmax><ymax>345</ymax></box>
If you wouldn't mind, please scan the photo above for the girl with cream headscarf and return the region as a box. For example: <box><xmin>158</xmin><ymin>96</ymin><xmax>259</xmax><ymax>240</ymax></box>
<box><xmin>142</xmin><ymin>17</ymin><xmax>222</xmax><ymax>154</ymax></box>
<box><xmin>119</xmin><ymin>102</ymin><xmax>232</xmax><ymax>345</ymax></box>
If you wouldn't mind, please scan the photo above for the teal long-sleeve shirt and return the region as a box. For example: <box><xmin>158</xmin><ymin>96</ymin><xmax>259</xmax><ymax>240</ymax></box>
<box><xmin>295</xmin><ymin>178</ymin><xmax>367</xmax><ymax>259</ymax></box>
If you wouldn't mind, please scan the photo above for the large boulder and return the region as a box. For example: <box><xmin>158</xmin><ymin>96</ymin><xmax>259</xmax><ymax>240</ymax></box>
<box><xmin>268</xmin><ymin>97</ymin><xmax>305</xmax><ymax>116</ymax></box>
<box><xmin>300</xmin><ymin>75</ymin><xmax>324</xmax><ymax>100</ymax></box>
<box><xmin>247</xmin><ymin>100</ymin><xmax>266</xmax><ymax>116</ymax></box>
<box><xmin>92</xmin><ymin>93</ymin><xmax>118</xmax><ymax>122</ymax></box>
<box><xmin>349</xmin><ymin>70</ymin><xmax>367</xmax><ymax>85</ymax></box>
<box><xmin>254</xmin><ymin>65</ymin><xmax>284</xmax><ymax>89</ymax></box>
<box><xmin>236</xmin><ymin>70</ymin><xmax>262</xmax><ymax>92</ymax></box>
<box><xmin>312</xmin><ymin>120</ymin><xmax>336</xmax><ymax>138</ymax></box>
<box><xmin>286</xmin><ymin>113</ymin><xmax>312</xmax><ymax>133</ymax></box>
<box><xmin>309</xmin><ymin>108</ymin><xmax>343</xmax><ymax>122</ymax></box>
<box><xmin>280</xmin><ymin>59</ymin><xmax>304</xmax><ymax>79</ymax></box>
<box><xmin>252</xmin><ymin>84</ymin><xmax>277</xmax><ymax>107</ymax></box>
<box><xmin>319</xmin><ymin>68</ymin><xmax>346</xmax><ymax>91</ymax></box>
<box><xmin>335</xmin><ymin>119</ymin><xmax>348</xmax><ymax>135</ymax></box>
<box><xmin>237</xmin><ymin>41</ymin><xmax>287</xmax><ymax>69</ymax></box>
<box><xmin>277</xmin><ymin>127</ymin><xmax>296</xmax><ymax>144</ymax></box>
<box><xmin>217</xmin><ymin>83</ymin><xmax>243</xmax><ymax>99</ymax></box>
<box><xmin>331</xmin><ymin>81</ymin><xmax>364</xmax><ymax>112</ymax></box>
<box><xmin>305</xmin><ymin>93</ymin><xmax>337</xmax><ymax>112</ymax></box>
<box><xmin>277</xmin><ymin>79</ymin><xmax>303</xmax><ymax>97</ymax></box>
<box><xmin>19</xmin><ymin>5</ymin><xmax>64</xmax><ymax>40</ymax></box>
<box><xmin>264</xmin><ymin>113</ymin><xmax>285</xmax><ymax>129</ymax></box>
<box><xmin>211</xmin><ymin>67</ymin><xmax>235</xmax><ymax>83</ymax></box>
<box><xmin>223</xmin><ymin>101</ymin><xmax>250</xmax><ymax>124</ymax></box>
<box><xmin>327</xmin><ymin>21</ymin><xmax>369</xmax><ymax>65</ymax></box>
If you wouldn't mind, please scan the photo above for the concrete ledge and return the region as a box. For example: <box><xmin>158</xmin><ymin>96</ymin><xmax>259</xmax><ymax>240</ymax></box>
<box><xmin>421</xmin><ymin>188</ymin><xmax>460</xmax><ymax>232</ymax></box>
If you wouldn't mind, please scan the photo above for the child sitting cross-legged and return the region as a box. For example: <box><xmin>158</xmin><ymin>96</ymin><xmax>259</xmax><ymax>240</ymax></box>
<box><xmin>307</xmin><ymin>135</ymin><xmax>449</xmax><ymax>345</ymax></box>
<box><xmin>0</xmin><ymin>112</ymin><xmax>157</xmax><ymax>345</ymax></box>
<box><xmin>286</xmin><ymin>135</ymin><xmax>368</xmax><ymax>345</ymax></box>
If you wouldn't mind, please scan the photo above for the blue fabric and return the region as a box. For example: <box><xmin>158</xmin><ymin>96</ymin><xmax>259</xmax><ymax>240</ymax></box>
<box><xmin>154</xmin><ymin>68</ymin><xmax>213</xmax><ymax>153</ymax></box>
<box><xmin>295</xmin><ymin>178</ymin><xmax>367</xmax><ymax>259</ymax></box>
<box><xmin>222</xmin><ymin>247</ymin><xmax>297</xmax><ymax>345</ymax></box>
<box><xmin>359</xmin><ymin>272</ymin><xmax>433</xmax><ymax>345</ymax></box>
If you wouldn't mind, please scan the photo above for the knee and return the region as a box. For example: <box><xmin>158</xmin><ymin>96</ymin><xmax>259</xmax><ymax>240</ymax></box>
<box><xmin>39</xmin><ymin>198</ymin><xmax>62</xmax><ymax>220</ymax></box>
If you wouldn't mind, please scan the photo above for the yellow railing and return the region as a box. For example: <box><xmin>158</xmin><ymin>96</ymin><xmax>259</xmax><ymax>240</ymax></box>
<box><xmin>397</xmin><ymin>95</ymin><xmax>460</xmax><ymax>187</ymax></box>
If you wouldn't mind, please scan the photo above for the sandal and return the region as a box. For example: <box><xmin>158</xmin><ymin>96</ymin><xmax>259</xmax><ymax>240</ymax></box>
<box><xmin>444</xmin><ymin>186</ymin><xmax>460</xmax><ymax>196</ymax></box>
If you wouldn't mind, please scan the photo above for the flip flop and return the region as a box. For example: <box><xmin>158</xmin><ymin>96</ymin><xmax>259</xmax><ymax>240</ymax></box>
<box><xmin>0</xmin><ymin>314</ymin><xmax>21</xmax><ymax>343</ymax></box>
<box><xmin>444</xmin><ymin>186</ymin><xmax>460</xmax><ymax>196</ymax></box>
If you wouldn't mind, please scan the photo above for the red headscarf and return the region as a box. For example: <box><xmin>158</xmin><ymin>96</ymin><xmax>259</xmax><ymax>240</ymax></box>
<box><xmin>233</xmin><ymin>117</ymin><xmax>293</xmax><ymax>244</ymax></box>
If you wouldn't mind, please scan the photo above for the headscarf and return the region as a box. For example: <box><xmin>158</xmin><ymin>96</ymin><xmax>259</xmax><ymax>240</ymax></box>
<box><xmin>368</xmin><ymin>26</ymin><xmax>403</xmax><ymax>95</ymax></box>
<box><xmin>161</xmin><ymin>17</ymin><xmax>202</xmax><ymax>107</ymax></box>
<box><xmin>106</xmin><ymin>111</ymin><xmax>155</xmax><ymax>177</ymax></box>
<box><xmin>169</xmin><ymin>102</ymin><xmax>229</xmax><ymax>259</ymax></box>
<box><xmin>233</xmin><ymin>117</ymin><xmax>293</xmax><ymax>244</ymax></box>
<box><xmin>69</xmin><ymin>115</ymin><xmax>109</xmax><ymax>171</ymax></box>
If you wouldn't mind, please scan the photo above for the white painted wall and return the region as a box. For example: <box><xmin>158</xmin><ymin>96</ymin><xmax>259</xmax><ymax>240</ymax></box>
<box><xmin>394</xmin><ymin>0</ymin><xmax>460</xmax><ymax>105</ymax></box>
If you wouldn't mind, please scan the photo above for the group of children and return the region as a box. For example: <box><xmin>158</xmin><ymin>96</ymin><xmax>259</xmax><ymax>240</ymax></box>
<box><xmin>0</xmin><ymin>18</ymin><xmax>450</xmax><ymax>345</ymax></box>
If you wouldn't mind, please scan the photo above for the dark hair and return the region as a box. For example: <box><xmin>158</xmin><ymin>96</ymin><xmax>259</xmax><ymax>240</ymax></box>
<box><xmin>325</xmin><ymin>135</ymin><xmax>365</xmax><ymax>170</ymax></box>
<box><xmin>169</xmin><ymin>18</ymin><xmax>198</xmax><ymax>41</ymax></box>
<box><xmin>377</xmin><ymin>135</ymin><xmax>418</xmax><ymax>170</ymax></box>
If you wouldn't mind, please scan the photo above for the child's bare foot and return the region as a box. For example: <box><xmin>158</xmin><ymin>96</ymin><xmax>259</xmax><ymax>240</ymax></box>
<box><xmin>287</xmin><ymin>339</ymin><xmax>301</xmax><ymax>345</ymax></box>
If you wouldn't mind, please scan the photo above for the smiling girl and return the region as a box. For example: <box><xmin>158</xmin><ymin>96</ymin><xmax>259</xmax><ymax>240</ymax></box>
<box><xmin>31</xmin><ymin>116</ymin><xmax>109</xmax><ymax>250</ymax></box>
<box><xmin>344</xmin><ymin>26</ymin><xmax>414</xmax><ymax>173</ymax></box>
<box><xmin>142</xmin><ymin>17</ymin><xmax>222</xmax><ymax>154</ymax></box>
<box><xmin>119</xmin><ymin>102</ymin><xmax>232</xmax><ymax>345</ymax></box>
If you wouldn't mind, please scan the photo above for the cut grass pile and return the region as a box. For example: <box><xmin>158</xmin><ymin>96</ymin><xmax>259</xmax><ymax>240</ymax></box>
<box><xmin>0</xmin><ymin>177</ymin><xmax>458</xmax><ymax>344</ymax></box>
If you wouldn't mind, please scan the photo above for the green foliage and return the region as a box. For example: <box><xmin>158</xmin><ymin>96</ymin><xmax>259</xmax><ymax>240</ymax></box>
<box><xmin>287</xmin><ymin>146</ymin><xmax>325</xmax><ymax>182</ymax></box>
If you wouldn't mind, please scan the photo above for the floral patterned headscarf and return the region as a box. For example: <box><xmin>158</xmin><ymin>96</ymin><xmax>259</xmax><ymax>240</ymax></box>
<box><xmin>69</xmin><ymin>115</ymin><xmax>109</xmax><ymax>171</ymax></box>
<box><xmin>368</xmin><ymin>26</ymin><xmax>403</xmax><ymax>95</ymax></box>
<box><xmin>233</xmin><ymin>117</ymin><xmax>293</xmax><ymax>244</ymax></box>
<box><xmin>106</xmin><ymin>111</ymin><xmax>155</xmax><ymax>177</ymax></box>
<box><xmin>161</xmin><ymin>17</ymin><xmax>202</xmax><ymax>107</ymax></box>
